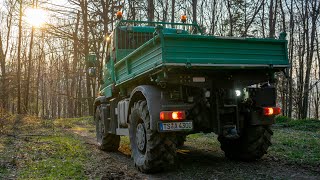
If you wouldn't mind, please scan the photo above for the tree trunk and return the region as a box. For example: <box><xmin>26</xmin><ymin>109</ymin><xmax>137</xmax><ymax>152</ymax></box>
<box><xmin>287</xmin><ymin>0</ymin><xmax>294</xmax><ymax>118</ymax></box>
<box><xmin>171</xmin><ymin>0</ymin><xmax>175</xmax><ymax>26</ymax></box>
<box><xmin>71</xmin><ymin>11</ymin><xmax>80</xmax><ymax>117</ymax></box>
<box><xmin>210</xmin><ymin>0</ymin><xmax>217</xmax><ymax>35</ymax></box>
<box><xmin>302</xmin><ymin>0</ymin><xmax>320</xmax><ymax>119</ymax></box>
<box><xmin>80</xmin><ymin>0</ymin><xmax>93</xmax><ymax>115</ymax></box>
<box><xmin>226</xmin><ymin>0</ymin><xmax>233</xmax><ymax>36</ymax></box>
<box><xmin>24</xmin><ymin>27</ymin><xmax>34</xmax><ymax>114</ymax></box>
<box><xmin>0</xmin><ymin>33</ymin><xmax>6</xmax><ymax>110</ymax></box>
<box><xmin>17</xmin><ymin>0</ymin><xmax>23</xmax><ymax>114</ymax></box>
<box><xmin>268</xmin><ymin>0</ymin><xmax>278</xmax><ymax>38</ymax></box>
<box><xmin>192</xmin><ymin>0</ymin><xmax>197</xmax><ymax>24</ymax></box>
<box><xmin>147</xmin><ymin>0</ymin><xmax>155</xmax><ymax>22</ymax></box>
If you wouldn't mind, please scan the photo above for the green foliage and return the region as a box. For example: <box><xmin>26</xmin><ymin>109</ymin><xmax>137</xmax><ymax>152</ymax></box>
<box><xmin>270</xmin><ymin>128</ymin><xmax>320</xmax><ymax>166</ymax></box>
<box><xmin>54</xmin><ymin>116</ymin><xmax>94</xmax><ymax>129</ymax></box>
<box><xmin>18</xmin><ymin>134</ymin><xmax>88</xmax><ymax>179</ymax></box>
<box><xmin>0</xmin><ymin>111</ymin><xmax>15</xmax><ymax>134</ymax></box>
<box><xmin>275</xmin><ymin>115</ymin><xmax>291</xmax><ymax>123</ymax></box>
<box><xmin>272</xmin><ymin>116</ymin><xmax>320</xmax><ymax>166</ymax></box>
<box><xmin>0</xmin><ymin>166</ymin><xmax>9</xmax><ymax>179</ymax></box>
<box><xmin>275</xmin><ymin>116</ymin><xmax>320</xmax><ymax>132</ymax></box>
<box><xmin>187</xmin><ymin>133</ymin><xmax>220</xmax><ymax>148</ymax></box>
<box><xmin>286</xmin><ymin>119</ymin><xmax>320</xmax><ymax>132</ymax></box>
<box><xmin>0</xmin><ymin>115</ymin><xmax>90</xmax><ymax>179</ymax></box>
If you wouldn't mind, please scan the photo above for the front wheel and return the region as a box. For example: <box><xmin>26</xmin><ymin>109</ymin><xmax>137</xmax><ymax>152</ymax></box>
<box><xmin>218</xmin><ymin>125</ymin><xmax>273</xmax><ymax>161</ymax></box>
<box><xmin>95</xmin><ymin>105</ymin><xmax>120</xmax><ymax>151</ymax></box>
<box><xmin>129</xmin><ymin>100</ymin><xmax>176</xmax><ymax>173</ymax></box>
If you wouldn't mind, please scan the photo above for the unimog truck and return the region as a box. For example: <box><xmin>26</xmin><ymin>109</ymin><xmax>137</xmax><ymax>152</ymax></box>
<box><xmin>89</xmin><ymin>18</ymin><xmax>289</xmax><ymax>173</ymax></box>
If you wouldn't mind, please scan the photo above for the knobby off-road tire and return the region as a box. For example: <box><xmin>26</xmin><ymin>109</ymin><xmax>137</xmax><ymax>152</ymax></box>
<box><xmin>176</xmin><ymin>134</ymin><xmax>187</xmax><ymax>147</ymax></box>
<box><xmin>95</xmin><ymin>105</ymin><xmax>120</xmax><ymax>151</ymax></box>
<box><xmin>218</xmin><ymin>125</ymin><xmax>273</xmax><ymax>161</ymax></box>
<box><xmin>129</xmin><ymin>100</ymin><xmax>177</xmax><ymax>173</ymax></box>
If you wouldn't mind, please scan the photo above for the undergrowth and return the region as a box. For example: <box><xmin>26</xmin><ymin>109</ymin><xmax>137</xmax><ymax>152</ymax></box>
<box><xmin>0</xmin><ymin>114</ymin><xmax>89</xmax><ymax>179</ymax></box>
<box><xmin>275</xmin><ymin>116</ymin><xmax>320</xmax><ymax>132</ymax></box>
<box><xmin>18</xmin><ymin>134</ymin><xmax>87</xmax><ymax>179</ymax></box>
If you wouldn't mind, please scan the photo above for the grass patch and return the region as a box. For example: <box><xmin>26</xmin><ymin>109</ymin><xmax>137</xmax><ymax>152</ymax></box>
<box><xmin>18</xmin><ymin>133</ymin><xmax>88</xmax><ymax>179</ymax></box>
<box><xmin>276</xmin><ymin>116</ymin><xmax>320</xmax><ymax>132</ymax></box>
<box><xmin>0</xmin><ymin>115</ymin><xmax>90</xmax><ymax>179</ymax></box>
<box><xmin>0</xmin><ymin>112</ymin><xmax>15</xmax><ymax>134</ymax></box>
<box><xmin>275</xmin><ymin>115</ymin><xmax>291</xmax><ymax>123</ymax></box>
<box><xmin>285</xmin><ymin>119</ymin><xmax>320</xmax><ymax>132</ymax></box>
<box><xmin>0</xmin><ymin>166</ymin><xmax>9</xmax><ymax>175</ymax></box>
<box><xmin>270</xmin><ymin>128</ymin><xmax>320</xmax><ymax>166</ymax></box>
<box><xmin>119</xmin><ymin>136</ymin><xmax>131</xmax><ymax>156</ymax></box>
<box><xmin>187</xmin><ymin>133</ymin><xmax>220</xmax><ymax>149</ymax></box>
<box><xmin>54</xmin><ymin>117</ymin><xmax>96</xmax><ymax>137</ymax></box>
<box><xmin>54</xmin><ymin>116</ymin><xmax>94</xmax><ymax>129</ymax></box>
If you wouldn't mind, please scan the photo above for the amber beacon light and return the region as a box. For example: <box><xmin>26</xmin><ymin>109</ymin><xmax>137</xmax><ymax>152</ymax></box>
<box><xmin>181</xmin><ymin>15</ymin><xmax>187</xmax><ymax>23</ymax></box>
<box><xmin>116</xmin><ymin>11</ymin><xmax>123</xmax><ymax>19</ymax></box>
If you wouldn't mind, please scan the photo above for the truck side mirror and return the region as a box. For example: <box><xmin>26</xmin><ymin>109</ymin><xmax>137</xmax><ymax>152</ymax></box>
<box><xmin>87</xmin><ymin>53</ymin><xmax>97</xmax><ymax>67</ymax></box>
<box><xmin>88</xmin><ymin>67</ymin><xmax>96</xmax><ymax>77</ymax></box>
<box><xmin>105</xmin><ymin>54</ymin><xmax>110</xmax><ymax>64</ymax></box>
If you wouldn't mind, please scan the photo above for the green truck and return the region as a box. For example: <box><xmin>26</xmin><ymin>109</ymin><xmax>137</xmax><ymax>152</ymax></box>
<box><xmin>90</xmin><ymin>19</ymin><xmax>289</xmax><ymax>173</ymax></box>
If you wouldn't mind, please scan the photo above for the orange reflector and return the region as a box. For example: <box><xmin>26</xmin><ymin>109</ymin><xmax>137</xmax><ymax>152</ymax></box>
<box><xmin>116</xmin><ymin>11</ymin><xmax>123</xmax><ymax>19</ymax></box>
<box><xmin>181</xmin><ymin>15</ymin><xmax>187</xmax><ymax>23</ymax></box>
<box><xmin>160</xmin><ymin>111</ymin><xmax>186</xmax><ymax>120</ymax></box>
<box><xmin>263</xmin><ymin>107</ymin><xmax>281</xmax><ymax>116</ymax></box>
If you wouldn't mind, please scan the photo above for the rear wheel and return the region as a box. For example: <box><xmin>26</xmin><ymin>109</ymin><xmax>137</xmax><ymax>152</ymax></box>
<box><xmin>129</xmin><ymin>100</ymin><xmax>176</xmax><ymax>173</ymax></box>
<box><xmin>95</xmin><ymin>105</ymin><xmax>120</xmax><ymax>151</ymax></box>
<box><xmin>218</xmin><ymin>125</ymin><xmax>273</xmax><ymax>161</ymax></box>
<box><xmin>176</xmin><ymin>134</ymin><xmax>187</xmax><ymax>147</ymax></box>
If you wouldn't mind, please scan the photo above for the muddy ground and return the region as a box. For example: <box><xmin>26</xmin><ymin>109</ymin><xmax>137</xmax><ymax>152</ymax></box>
<box><xmin>1</xmin><ymin>116</ymin><xmax>319</xmax><ymax>180</ymax></box>
<box><xmin>72</xmin><ymin>128</ymin><xmax>320</xmax><ymax>180</ymax></box>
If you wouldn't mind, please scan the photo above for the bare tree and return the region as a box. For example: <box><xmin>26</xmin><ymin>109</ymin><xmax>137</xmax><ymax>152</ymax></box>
<box><xmin>147</xmin><ymin>0</ymin><xmax>155</xmax><ymax>22</ymax></box>
<box><xmin>268</xmin><ymin>0</ymin><xmax>278</xmax><ymax>38</ymax></box>
<box><xmin>17</xmin><ymin>0</ymin><xmax>23</xmax><ymax>114</ymax></box>
<box><xmin>301</xmin><ymin>0</ymin><xmax>320</xmax><ymax>119</ymax></box>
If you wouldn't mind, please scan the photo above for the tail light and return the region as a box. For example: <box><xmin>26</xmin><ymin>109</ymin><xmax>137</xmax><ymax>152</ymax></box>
<box><xmin>263</xmin><ymin>107</ymin><xmax>281</xmax><ymax>116</ymax></box>
<box><xmin>160</xmin><ymin>111</ymin><xmax>186</xmax><ymax>121</ymax></box>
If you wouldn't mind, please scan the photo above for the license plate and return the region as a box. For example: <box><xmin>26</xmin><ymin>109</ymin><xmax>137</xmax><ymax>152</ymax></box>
<box><xmin>159</xmin><ymin>121</ymin><xmax>193</xmax><ymax>132</ymax></box>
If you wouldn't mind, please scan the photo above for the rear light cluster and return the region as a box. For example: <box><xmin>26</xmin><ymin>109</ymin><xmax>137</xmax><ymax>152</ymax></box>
<box><xmin>263</xmin><ymin>107</ymin><xmax>281</xmax><ymax>116</ymax></box>
<box><xmin>160</xmin><ymin>111</ymin><xmax>186</xmax><ymax>121</ymax></box>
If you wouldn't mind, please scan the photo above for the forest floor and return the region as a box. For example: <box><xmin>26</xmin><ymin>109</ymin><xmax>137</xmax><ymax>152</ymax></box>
<box><xmin>0</xmin><ymin>115</ymin><xmax>319</xmax><ymax>179</ymax></box>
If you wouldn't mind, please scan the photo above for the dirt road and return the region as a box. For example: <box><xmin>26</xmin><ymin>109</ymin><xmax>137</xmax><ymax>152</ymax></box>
<box><xmin>1</xmin><ymin>116</ymin><xmax>318</xmax><ymax>179</ymax></box>
<box><xmin>72</xmin><ymin>129</ymin><xmax>320</xmax><ymax>180</ymax></box>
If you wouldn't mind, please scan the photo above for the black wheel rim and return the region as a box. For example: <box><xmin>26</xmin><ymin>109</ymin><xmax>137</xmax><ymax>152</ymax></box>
<box><xmin>136</xmin><ymin>122</ymin><xmax>146</xmax><ymax>154</ymax></box>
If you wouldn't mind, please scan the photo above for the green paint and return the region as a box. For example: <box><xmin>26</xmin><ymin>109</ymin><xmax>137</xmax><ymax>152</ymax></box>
<box><xmin>100</xmin><ymin>20</ymin><xmax>289</xmax><ymax>96</ymax></box>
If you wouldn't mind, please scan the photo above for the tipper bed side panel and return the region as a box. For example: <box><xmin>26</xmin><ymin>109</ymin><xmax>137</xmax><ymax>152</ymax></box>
<box><xmin>114</xmin><ymin>40</ymin><xmax>163</xmax><ymax>85</ymax></box>
<box><xmin>162</xmin><ymin>34</ymin><xmax>289</xmax><ymax>66</ymax></box>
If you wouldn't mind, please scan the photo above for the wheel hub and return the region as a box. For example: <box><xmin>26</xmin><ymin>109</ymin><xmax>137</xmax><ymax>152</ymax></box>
<box><xmin>136</xmin><ymin>123</ymin><xmax>146</xmax><ymax>152</ymax></box>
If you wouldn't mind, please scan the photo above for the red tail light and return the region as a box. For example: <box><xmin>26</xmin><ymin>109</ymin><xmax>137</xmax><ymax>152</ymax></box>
<box><xmin>160</xmin><ymin>111</ymin><xmax>186</xmax><ymax>121</ymax></box>
<box><xmin>263</xmin><ymin>107</ymin><xmax>281</xmax><ymax>116</ymax></box>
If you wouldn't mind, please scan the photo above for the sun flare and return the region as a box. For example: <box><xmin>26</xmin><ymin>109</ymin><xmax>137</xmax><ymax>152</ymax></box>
<box><xmin>25</xmin><ymin>8</ymin><xmax>47</xmax><ymax>27</ymax></box>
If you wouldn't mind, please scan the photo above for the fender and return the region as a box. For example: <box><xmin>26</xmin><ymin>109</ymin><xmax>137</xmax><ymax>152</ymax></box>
<box><xmin>93</xmin><ymin>96</ymin><xmax>108</xmax><ymax>111</ymax></box>
<box><xmin>94</xmin><ymin>96</ymin><xmax>118</xmax><ymax>134</ymax></box>
<box><xmin>127</xmin><ymin>85</ymin><xmax>164</xmax><ymax>131</ymax></box>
